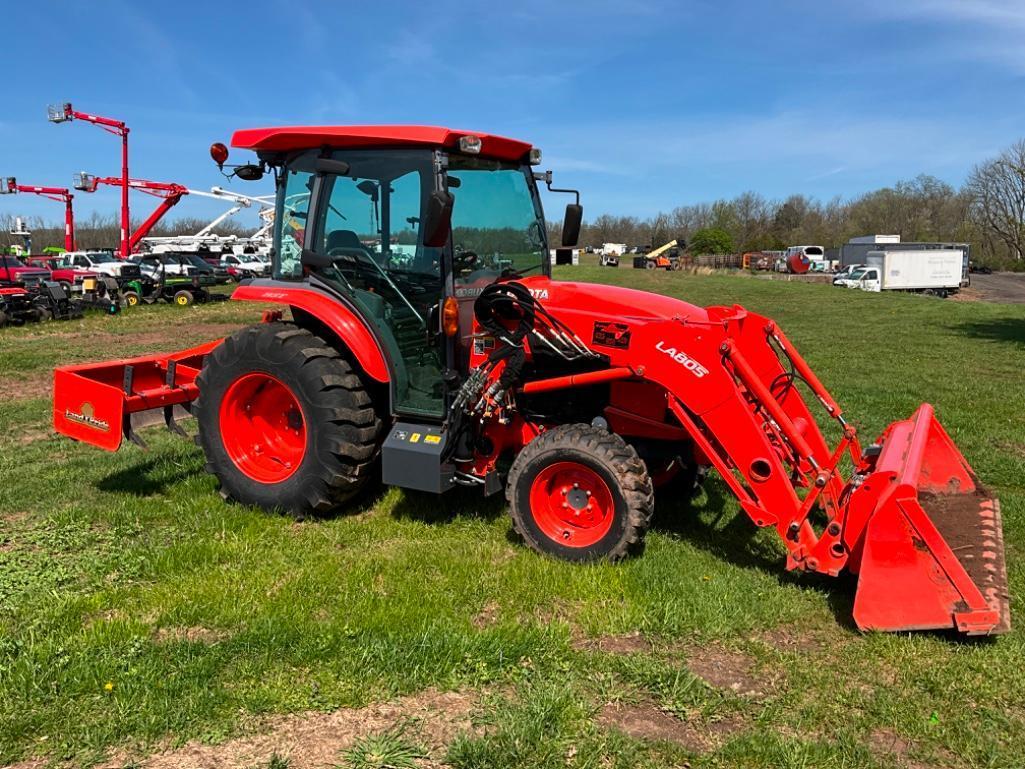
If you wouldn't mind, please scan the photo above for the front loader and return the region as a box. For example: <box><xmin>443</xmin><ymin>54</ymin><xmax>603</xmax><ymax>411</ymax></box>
<box><xmin>53</xmin><ymin>125</ymin><xmax>1009</xmax><ymax>635</ymax></box>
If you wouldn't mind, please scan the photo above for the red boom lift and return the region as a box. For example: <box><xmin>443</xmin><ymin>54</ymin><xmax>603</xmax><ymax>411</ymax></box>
<box><xmin>48</xmin><ymin>102</ymin><xmax>132</xmax><ymax>257</ymax></box>
<box><xmin>52</xmin><ymin>126</ymin><xmax>1010</xmax><ymax>636</ymax></box>
<box><xmin>73</xmin><ymin>173</ymin><xmax>187</xmax><ymax>254</ymax></box>
<box><xmin>0</xmin><ymin>176</ymin><xmax>76</xmax><ymax>251</ymax></box>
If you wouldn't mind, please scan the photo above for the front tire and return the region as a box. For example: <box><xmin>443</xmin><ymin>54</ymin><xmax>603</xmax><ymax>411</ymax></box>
<box><xmin>506</xmin><ymin>424</ymin><xmax>654</xmax><ymax>561</ymax></box>
<box><xmin>194</xmin><ymin>323</ymin><xmax>383</xmax><ymax>516</ymax></box>
<box><xmin>173</xmin><ymin>289</ymin><xmax>194</xmax><ymax>306</ymax></box>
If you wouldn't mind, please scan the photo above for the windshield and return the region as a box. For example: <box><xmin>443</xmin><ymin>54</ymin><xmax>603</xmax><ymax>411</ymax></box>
<box><xmin>1</xmin><ymin>256</ymin><xmax>27</xmax><ymax>267</ymax></box>
<box><xmin>849</xmin><ymin>268</ymin><xmax>867</xmax><ymax>280</ymax></box>
<box><xmin>185</xmin><ymin>255</ymin><xmax>210</xmax><ymax>268</ymax></box>
<box><xmin>89</xmin><ymin>253</ymin><xmax>117</xmax><ymax>263</ymax></box>
<box><xmin>447</xmin><ymin>156</ymin><xmax>546</xmax><ymax>288</ymax></box>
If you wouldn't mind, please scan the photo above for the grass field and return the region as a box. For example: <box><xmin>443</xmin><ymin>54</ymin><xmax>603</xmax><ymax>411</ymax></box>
<box><xmin>1</xmin><ymin>267</ymin><xmax>1023</xmax><ymax>769</ymax></box>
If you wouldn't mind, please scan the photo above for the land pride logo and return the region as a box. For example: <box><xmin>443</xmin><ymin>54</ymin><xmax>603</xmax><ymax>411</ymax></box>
<box><xmin>65</xmin><ymin>402</ymin><xmax>110</xmax><ymax>432</ymax></box>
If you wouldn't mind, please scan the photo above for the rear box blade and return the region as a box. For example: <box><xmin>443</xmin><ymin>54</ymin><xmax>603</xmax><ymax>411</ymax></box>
<box><xmin>53</xmin><ymin>341</ymin><xmax>219</xmax><ymax>451</ymax></box>
<box><xmin>850</xmin><ymin>405</ymin><xmax>1010</xmax><ymax>635</ymax></box>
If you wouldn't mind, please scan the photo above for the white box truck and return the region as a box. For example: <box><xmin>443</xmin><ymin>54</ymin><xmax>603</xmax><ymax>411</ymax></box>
<box><xmin>857</xmin><ymin>249</ymin><xmax>964</xmax><ymax>297</ymax></box>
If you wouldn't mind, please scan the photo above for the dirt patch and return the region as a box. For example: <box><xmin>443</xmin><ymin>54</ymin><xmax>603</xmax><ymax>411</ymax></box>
<box><xmin>996</xmin><ymin>439</ymin><xmax>1025</xmax><ymax>460</ymax></box>
<box><xmin>868</xmin><ymin>727</ymin><xmax>914</xmax><ymax>760</ymax></box>
<box><xmin>960</xmin><ymin>272</ymin><xmax>1025</xmax><ymax>304</ymax></box>
<box><xmin>685</xmin><ymin>645</ymin><xmax>768</xmax><ymax>697</ymax></box>
<box><xmin>1</xmin><ymin>758</ymin><xmax>46</xmax><ymax>769</ymax></box>
<box><xmin>757</xmin><ymin>626</ymin><xmax>822</xmax><ymax>654</ymax></box>
<box><xmin>598</xmin><ymin>702</ymin><xmax>744</xmax><ymax>752</ymax></box>
<box><xmin>10</xmin><ymin>426</ymin><xmax>53</xmax><ymax>445</ymax></box>
<box><xmin>472</xmin><ymin>600</ymin><xmax>500</xmax><ymax>629</ymax></box>
<box><xmin>530</xmin><ymin>598</ymin><xmax>575</xmax><ymax>626</ymax></box>
<box><xmin>153</xmin><ymin>626</ymin><xmax>229</xmax><ymax>645</ymax></box>
<box><xmin>99</xmin><ymin>689</ymin><xmax>477</xmax><ymax>769</ymax></box>
<box><xmin>0</xmin><ymin>371</ymin><xmax>50</xmax><ymax>401</ymax></box>
<box><xmin>573</xmin><ymin>632</ymin><xmax>652</xmax><ymax>655</ymax></box>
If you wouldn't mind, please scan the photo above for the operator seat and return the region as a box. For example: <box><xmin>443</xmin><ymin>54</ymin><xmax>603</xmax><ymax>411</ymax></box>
<box><xmin>326</xmin><ymin>229</ymin><xmax>372</xmax><ymax>257</ymax></box>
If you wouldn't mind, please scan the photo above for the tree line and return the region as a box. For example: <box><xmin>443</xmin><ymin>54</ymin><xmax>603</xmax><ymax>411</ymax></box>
<box><xmin>548</xmin><ymin>138</ymin><xmax>1025</xmax><ymax>270</ymax></box>
<box><xmin>5</xmin><ymin>138</ymin><xmax>1025</xmax><ymax>269</ymax></box>
<box><xmin>0</xmin><ymin>212</ymin><xmax>251</xmax><ymax>253</ymax></box>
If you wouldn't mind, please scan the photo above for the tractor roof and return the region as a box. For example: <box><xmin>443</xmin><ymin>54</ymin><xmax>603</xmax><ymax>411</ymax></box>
<box><xmin>231</xmin><ymin>125</ymin><xmax>533</xmax><ymax>161</ymax></box>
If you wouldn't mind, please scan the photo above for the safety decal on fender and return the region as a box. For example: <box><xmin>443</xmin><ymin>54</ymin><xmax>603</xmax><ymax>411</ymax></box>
<box><xmin>592</xmin><ymin>321</ymin><xmax>631</xmax><ymax>349</ymax></box>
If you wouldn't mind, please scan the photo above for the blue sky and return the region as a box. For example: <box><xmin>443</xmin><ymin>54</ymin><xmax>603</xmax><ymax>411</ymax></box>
<box><xmin>3</xmin><ymin>0</ymin><xmax>1025</xmax><ymax>230</ymax></box>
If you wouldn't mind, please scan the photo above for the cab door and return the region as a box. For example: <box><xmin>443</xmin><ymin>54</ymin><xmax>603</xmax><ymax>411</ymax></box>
<box><xmin>860</xmin><ymin>269</ymin><xmax>881</xmax><ymax>292</ymax></box>
<box><xmin>283</xmin><ymin>150</ymin><xmax>447</xmax><ymax>419</ymax></box>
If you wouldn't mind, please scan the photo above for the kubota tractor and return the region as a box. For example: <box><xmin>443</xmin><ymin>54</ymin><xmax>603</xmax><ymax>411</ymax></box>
<box><xmin>53</xmin><ymin>126</ymin><xmax>1009</xmax><ymax>635</ymax></box>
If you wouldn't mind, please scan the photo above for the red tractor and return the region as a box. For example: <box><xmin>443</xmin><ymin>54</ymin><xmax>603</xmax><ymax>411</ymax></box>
<box><xmin>53</xmin><ymin>126</ymin><xmax>1009</xmax><ymax>636</ymax></box>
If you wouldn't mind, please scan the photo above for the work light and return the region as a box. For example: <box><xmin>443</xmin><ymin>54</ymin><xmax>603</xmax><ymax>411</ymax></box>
<box><xmin>458</xmin><ymin>135</ymin><xmax>482</xmax><ymax>154</ymax></box>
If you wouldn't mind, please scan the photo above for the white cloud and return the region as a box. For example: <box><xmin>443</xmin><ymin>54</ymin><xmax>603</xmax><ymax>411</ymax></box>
<box><xmin>861</xmin><ymin>0</ymin><xmax>1025</xmax><ymax>72</ymax></box>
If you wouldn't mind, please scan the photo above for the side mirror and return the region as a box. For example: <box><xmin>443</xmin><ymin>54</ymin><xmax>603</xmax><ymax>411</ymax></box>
<box><xmin>562</xmin><ymin>203</ymin><xmax>583</xmax><ymax>247</ymax></box>
<box><xmin>423</xmin><ymin>190</ymin><xmax>454</xmax><ymax>248</ymax></box>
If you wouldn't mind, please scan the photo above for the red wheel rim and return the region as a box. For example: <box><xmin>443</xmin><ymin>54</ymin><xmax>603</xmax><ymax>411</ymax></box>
<box><xmin>529</xmin><ymin>461</ymin><xmax>615</xmax><ymax>547</ymax></box>
<box><xmin>219</xmin><ymin>372</ymin><xmax>306</xmax><ymax>483</ymax></box>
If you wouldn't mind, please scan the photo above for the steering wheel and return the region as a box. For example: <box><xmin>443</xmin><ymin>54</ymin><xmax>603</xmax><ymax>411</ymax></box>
<box><xmin>453</xmin><ymin>250</ymin><xmax>479</xmax><ymax>274</ymax></box>
<box><xmin>327</xmin><ymin>246</ymin><xmax>374</xmax><ymax>262</ymax></box>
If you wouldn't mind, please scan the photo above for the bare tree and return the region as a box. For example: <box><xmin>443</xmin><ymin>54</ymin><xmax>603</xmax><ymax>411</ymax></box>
<box><xmin>965</xmin><ymin>140</ymin><xmax>1025</xmax><ymax>261</ymax></box>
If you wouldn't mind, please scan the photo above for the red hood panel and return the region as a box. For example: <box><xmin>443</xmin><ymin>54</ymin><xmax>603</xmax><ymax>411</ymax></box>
<box><xmin>519</xmin><ymin>276</ymin><xmax>708</xmax><ymax>323</ymax></box>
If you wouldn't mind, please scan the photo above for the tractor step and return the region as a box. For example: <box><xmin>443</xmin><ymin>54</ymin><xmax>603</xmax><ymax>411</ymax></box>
<box><xmin>381</xmin><ymin>422</ymin><xmax>454</xmax><ymax>494</ymax></box>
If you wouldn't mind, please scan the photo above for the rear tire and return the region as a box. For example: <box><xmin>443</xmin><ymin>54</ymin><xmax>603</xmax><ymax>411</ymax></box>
<box><xmin>173</xmin><ymin>289</ymin><xmax>194</xmax><ymax>306</ymax></box>
<box><xmin>506</xmin><ymin>424</ymin><xmax>654</xmax><ymax>561</ymax></box>
<box><xmin>194</xmin><ymin>322</ymin><xmax>383</xmax><ymax>516</ymax></box>
<box><xmin>123</xmin><ymin>290</ymin><xmax>140</xmax><ymax>307</ymax></box>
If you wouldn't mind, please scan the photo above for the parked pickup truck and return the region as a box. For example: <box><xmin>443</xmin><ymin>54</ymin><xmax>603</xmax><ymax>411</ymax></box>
<box><xmin>0</xmin><ymin>255</ymin><xmax>51</xmax><ymax>288</ymax></box>
<box><xmin>221</xmin><ymin>253</ymin><xmax>270</xmax><ymax>280</ymax></box>
<box><xmin>63</xmin><ymin>251</ymin><xmax>143</xmax><ymax>283</ymax></box>
<box><xmin>25</xmin><ymin>255</ymin><xmax>98</xmax><ymax>290</ymax></box>
<box><xmin>854</xmin><ymin>250</ymin><xmax>964</xmax><ymax>297</ymax></box>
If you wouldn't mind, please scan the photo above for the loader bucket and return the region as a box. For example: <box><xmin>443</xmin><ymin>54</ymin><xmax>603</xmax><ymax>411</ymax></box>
<box><xmin>848</xmin><ymin>404</ymin><xmax>1010</xmax><ymax>635</ymax></box>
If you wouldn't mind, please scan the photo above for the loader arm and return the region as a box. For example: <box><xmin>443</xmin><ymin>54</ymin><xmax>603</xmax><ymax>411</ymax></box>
<box><xmin>492</xmin><ymin>277</ymin><xmax>1010</xmax><ymax>635</ymax></box>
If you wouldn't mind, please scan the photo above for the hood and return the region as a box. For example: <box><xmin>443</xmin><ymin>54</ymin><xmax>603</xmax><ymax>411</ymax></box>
<box><xmin>518</xmin><ymin>275</ymin><xmax>709</xmax><ymax>324</ymax></box>
<box><xmin>11</xmin><ymin>267</ymin><xmax>50</xmax><ymax>282</ymax></box>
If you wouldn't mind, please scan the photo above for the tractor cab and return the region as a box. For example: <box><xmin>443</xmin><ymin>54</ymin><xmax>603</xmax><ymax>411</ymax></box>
<box><xmin>227</xmin><ymin>127</ymin><xmax>569</xmax><ymax>421</ymax></box>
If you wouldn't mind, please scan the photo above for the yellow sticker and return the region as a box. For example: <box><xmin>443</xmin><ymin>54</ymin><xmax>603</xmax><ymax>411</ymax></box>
<box><xmin>409</xmin><ymin>433</ymin><xmax>421</xmax><ymax>443</ymax></box>
<box><xmin>424</xmin><ymin>435</ymin><xmax>441</xmax><ymax>445</ymax></box>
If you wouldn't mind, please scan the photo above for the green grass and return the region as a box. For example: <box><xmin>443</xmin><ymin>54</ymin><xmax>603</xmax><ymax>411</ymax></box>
<box><xmin>1</xmin><ymin>269</ymin><xmax>1023</xmax><ymax>767</ymax></box>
